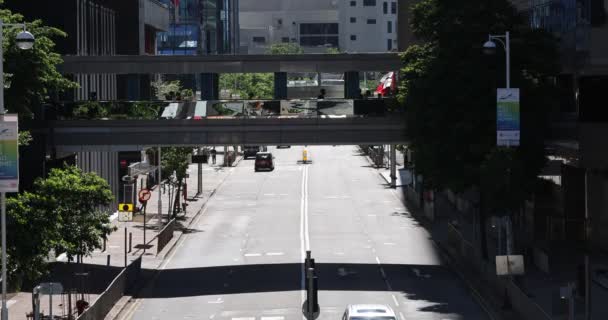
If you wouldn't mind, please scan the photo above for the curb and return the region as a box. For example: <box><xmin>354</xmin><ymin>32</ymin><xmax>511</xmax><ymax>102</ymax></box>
<box><xmin>108</xmin><ymin>156</ymin><xmax>242</xmax><ymax>320</ymax></box>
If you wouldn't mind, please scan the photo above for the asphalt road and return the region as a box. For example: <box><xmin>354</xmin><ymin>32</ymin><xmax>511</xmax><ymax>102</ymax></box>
<box><xmin>122</xmin><ymin>146</ymin><xmax>488</xmax><ymax>320</ymax></box>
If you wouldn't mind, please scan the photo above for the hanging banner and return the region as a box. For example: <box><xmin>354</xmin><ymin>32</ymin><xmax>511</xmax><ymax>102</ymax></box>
<box><xmin>0</xmin><ymin>115</ymin><xmax>19</xmax><ymax>192</ymax></box>
<box><xmin>497</xmin><ymin>88</ymin><xmax>520</xmax><ymax>147</ymax></box>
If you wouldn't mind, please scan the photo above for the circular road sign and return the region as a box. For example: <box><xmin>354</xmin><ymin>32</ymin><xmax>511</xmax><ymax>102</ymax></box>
<box><xmin>138</xmin><ymin>189</ymin><xmax>152</xmax><ymax>203</ymax></box>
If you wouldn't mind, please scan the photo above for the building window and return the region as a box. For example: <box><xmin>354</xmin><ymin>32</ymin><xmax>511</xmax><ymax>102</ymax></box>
<box><xmin>253</xmin><ymin>36</ymin><xmax>266</xmax><ymax>44</ymax></box>
<box><xmin>282</xmin><ymin>37</ymin><xmax>290</xmax><ymax>43</ymax></box>
<box><xmin>351</xmin><ymin>35</ymin><xmax>357</xmax><ymax>41</ymax></box>
<box><xmin>363</xmin><ymin>0</ymin><xmax>376</xmax><ymax>6</ymax></box>
<box><xmin>387</xmin><ymin>21</ymin><xmax>392</xmax><ymax>33</ymax></box>
<box><xmin>350</xmin><ymin>0</ymin><xmax>356</xmax><ymax>6</ymax></box>
<box><xmin>299</xmin><ymin>23</ymin><xmax>339</xmax><ymax>48</ymax></box>
<box><xmin>383</xmin><ymin>2</ymin><xmax>388</xmax><ymax>14</ymax></box>
<box><xmin>367</xmin><ymin>19</ymin><xmax>377</xmax><ymax>24</ymax></box>
<box><xmin>391</xmin><ymin>2</ymin><xmax>397</xmax><ymax>14</ymax></box>
<box><xmin>387</xmin><ymin>39</ymin><xmax>393</xmax><ymax>51</ymax></box>
<box><xmin>350</xmin><ymin>17</ymin><xmax>357</xmax><ymax>23</ymax></box>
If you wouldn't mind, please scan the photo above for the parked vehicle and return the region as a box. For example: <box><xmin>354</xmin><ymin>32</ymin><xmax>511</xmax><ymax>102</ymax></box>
<box><xmin>254</xmin><ymin>152</ymin><xmax>275</xmax><ymax>172</ymax></box>
<box><xmin>277</xmin><ymin>145</ymin><xmax>291</xmax><ymax>149</ymax></box>
<box><xmin>244</xmin><ymin>146</ymin><xmax>261</xmax><ymax>158</ymax></box>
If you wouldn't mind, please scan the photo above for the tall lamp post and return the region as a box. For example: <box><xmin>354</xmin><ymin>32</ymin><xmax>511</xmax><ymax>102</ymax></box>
<box><xmin>483</xmin><ymin>31</ymin><xmax>511</xmax><ymax>89</ymax></box>
<box><xmin>0</xmin><ymin>20</ymin><xmax>35</xmax><ymax>320</ymax></box>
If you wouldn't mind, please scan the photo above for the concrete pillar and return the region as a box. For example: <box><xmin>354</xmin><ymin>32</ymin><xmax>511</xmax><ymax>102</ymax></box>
<box><xmin>344</xmin><ymin>71</ymin><xmax>360</xmax><ymax>99</ymax></box>
<box><xmin>274</xmin><ymin>72</ymin><xmax>288</xmax><ymax>99</ymax></box>
<box><xmin>200</xmin><ymin>73</ymin><xmax>219</xmax><ymax>100</ymax></box>
<box><xmin>390</xmin><ymin>145</ymin><xmax>397</xmax><ymax>188</ymax></box>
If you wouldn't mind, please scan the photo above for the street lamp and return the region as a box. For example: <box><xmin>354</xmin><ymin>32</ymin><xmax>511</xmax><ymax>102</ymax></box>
<box><xmin>0</xmin><ymin>20</ymin><xmax>35</xmax><ymax>320</ymax></box>
<box><xmin>483</xmin><ymin>31</ymin><xmax>510</xmax><ymax>89</ymax></box>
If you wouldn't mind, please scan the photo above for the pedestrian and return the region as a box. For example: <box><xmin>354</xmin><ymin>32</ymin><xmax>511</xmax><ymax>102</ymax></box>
<box><xmin>317</xmin><ymin>88</ymin><xmax>326</xmax><ymax>99</ymax></box>
<box><xmin>211</xmin><ymin>148</ymin><xmax>217</xmax><ymax>164</ymax></box>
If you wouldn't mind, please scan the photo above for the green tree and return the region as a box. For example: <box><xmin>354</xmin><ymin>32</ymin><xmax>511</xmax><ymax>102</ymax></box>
<box><xmin>34</xmin><ymin>166</ymin><xmax>115</xmax><ymax>260</ymax></box>
<box><xmin>161</xmin><ymin>147</ymin><xmax>192</xmax><ymax>218</ymax></box>
<box><xmin>0</xmin><ymin>3</ymin><xmax>77</xmax><ymax>117</ymax></box>
<box><xmin>266</xmin><ymin>43</ymin><xmax>304</xmax><ymax>54</ymax></box>
<box><xmin>399</xmin><ymin>0</ymin><xmax>560</xmax><ymax>253</ymax></box>
<box><xmin>6</xmin><ymin>192</ymin><xmax>60</xmax><ymax>285</ymax></box>
<box><xmin>6</xmin><ymin>166</ymin><xmax>115</xmax><ymax>284</ymax></box>
<box><xmin>151</xmin><ymin>79</ymin><xmax>183</xmax><ymax>100</ymax></box>
<box><xmin>220</xmin><ymin>73</ymin><xmax>274</xmax><ymax>99</ymax></box>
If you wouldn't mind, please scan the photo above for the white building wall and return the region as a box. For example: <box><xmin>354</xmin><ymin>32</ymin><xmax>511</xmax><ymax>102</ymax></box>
<box><xmin>340</xmin><ymin>0</ymin><xmax>398</xmax><ymax>52</ymax></box>
<box><xmin>239</xmin><ymin>0</ymin><xmax>396</xmax><ymax>53</ymax></box>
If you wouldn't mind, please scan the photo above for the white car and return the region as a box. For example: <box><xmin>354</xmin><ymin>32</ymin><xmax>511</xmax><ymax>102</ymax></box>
<box><xmin>342</xmin><ymin>304</ymin><xmax>397</xmax><ymax>320</ymax></box>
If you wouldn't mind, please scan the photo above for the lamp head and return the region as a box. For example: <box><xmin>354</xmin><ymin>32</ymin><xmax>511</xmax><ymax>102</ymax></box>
<box><xmin>482</xmin><ymin>40</ymin><xmax>496</xmax><ymax>55</ymax></box>
<box><xmin>16</xmin><ymin>30</ymin><xmax>35</xmax><ymax>50</ymax></box>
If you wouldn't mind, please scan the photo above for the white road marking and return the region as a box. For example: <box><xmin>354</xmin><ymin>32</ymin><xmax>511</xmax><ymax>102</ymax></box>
<box><xmin>367</xmin><ymin>214</ymin><xmax>377</xmax><ymax>217</ymax></box>
<box><xmin>244</xmin><ymin>253</ymin><xmax>262</xmax><ymax>257</ymax></box>
<box><xmin>209</xmin><ymin>314</ymin><xmax>216</xmax><ymax>319</ymax></box>
<box><xmin>261</xmin><ymin>317</ymin><xmax>285</xmax><ymax>320</ymax></box>
<box><xmin>263</xmin><ymin>193</ymin><xmax>276</xmax><ymax>196</ymax></box>
<box><xmin>334</xmin><ymin>252</ymin><xmax>345</xmax><ymax>255</ymax></box>
<box><xmin>279</xmin><ymin>193</ymin><xmax>288</xmax><ymax>196</ymax></box>
<box><xmin>384</xmin><ymin>242</ymin><xmax>396</xmax><ymax>246</ymax></box>
<box><xmin>232</xmin><ymin>317</ymin><xmax>254</xmax><ymax>320</ymax></box>
<box><xmin>266</xmin><ymin>252</ymin><xmax>284</xmax><ymax>256</ymax></box>
<box><xmin>300</xmin><ymin>165</ymin><xmax>310</xmax><ymax>305</ymax></box>
<box><xmin>379</xmin><ymin>268</ymin><xmax>387</xmax><ymax>279</ymax></box>
<box><xmin>375</xmin><ymin>256</ymin><xmax>381</xmax><ymax>264</ymax></box>
<box><xmin>392</xmin><ymin>294</ymin><xmax>400</xmax><ymax>306</ymax></box>
<box><xmin>208</xmin><ymin>297</ymin><xmax>224</xmax><ymax>304</ymax></box>
<box><xmin>399</xmin><ymin>312</ymin><xmax>406</xmax><ymax>320</ymax></box>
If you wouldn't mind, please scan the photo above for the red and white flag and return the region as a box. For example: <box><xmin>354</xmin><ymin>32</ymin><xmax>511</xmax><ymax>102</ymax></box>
<box><xmin>375</xmin><ymin>72</ymin><xmax>396</xmax><ymax>96</ymax></box>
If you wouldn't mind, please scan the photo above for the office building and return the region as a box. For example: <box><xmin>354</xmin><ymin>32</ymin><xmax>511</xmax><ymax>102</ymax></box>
<box><xmin>239</xmin><ymin>0</ymin><xmax>397</xmax><ymax>53</ymax></box>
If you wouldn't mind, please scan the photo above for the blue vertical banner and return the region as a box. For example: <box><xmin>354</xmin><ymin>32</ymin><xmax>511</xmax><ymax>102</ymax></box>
<box><xmin>497</xmin><ymin>88</ymin><xmax>520</xmax><ymax>147</ymax></box>
<box><xmin>0</xmin><ymin>115</ymin><xmax>19</xmax><ymax>192</ymax></box>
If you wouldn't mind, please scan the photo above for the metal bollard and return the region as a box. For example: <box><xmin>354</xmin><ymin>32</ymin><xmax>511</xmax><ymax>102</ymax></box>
<box><xmin>129</xmin><ymin>232</ymin><xmax>132</xmax><ymax>253</ymax></box>
<box><xmin>103</xmin><ymin>237</ymin><xmax>106</xmax><ymax>252</ymax></box>
<box><xmin>106</xmin><ymin>254</ymin><xmax>110</xmax><ymax>266</ymax></box>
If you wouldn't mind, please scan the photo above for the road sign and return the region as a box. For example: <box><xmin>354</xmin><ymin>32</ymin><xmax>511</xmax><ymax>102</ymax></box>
<box><xmin>138</xmin><ymin>189</ymin><xmax>152</xmax><ymax>203</ymax></box>
<box><xmin>119</xmin><ymin>203</ymin><xmax>133</xmax><ymax>212</ymax></box>
<box><xmin>496</xmin><ymin>255</ymin><xmax>525</xmax><ymax>276</ymax></box>
<box><xmin>38</xmin><ymin>282</ymin><xmax>63</xmax><ymax>295</ymax></box>
<box><xmin>118</xmin><ymin>211</ymin><xmax>133</xmax><ymax>222</ymax></box>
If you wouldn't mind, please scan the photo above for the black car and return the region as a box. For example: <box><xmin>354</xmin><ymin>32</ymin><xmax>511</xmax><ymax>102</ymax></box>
<box><xmin>254</xmin><ymin>152</ymin><xmax>275</xmax><ymax>172</ymax></box>
<box><xmin>244</xmin><ymin>146</ymin><xmax>261</xmax><ymax>159</ymax></box>
<box><xmin>277</xmin><ymin>145</ymin><xmax>291</xmax><ymax>149</ymax></box>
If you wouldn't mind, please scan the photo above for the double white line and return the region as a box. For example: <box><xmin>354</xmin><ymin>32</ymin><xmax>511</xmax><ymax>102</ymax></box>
<box><xmin>300</xmin><ymin>165</ymin><xmax>310</xmax><ymax>303</ymax></box>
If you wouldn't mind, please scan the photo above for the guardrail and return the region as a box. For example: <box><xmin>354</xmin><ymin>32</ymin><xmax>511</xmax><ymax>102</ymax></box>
<box><xmin>157</xmin><ymin>219</ymin><xmax>176</xmax><ymax>255</ymax></box>
<box><xmin>77</xmin><ymin>257</ymin><xmax>142</xmax><ymax>320</ymax></box>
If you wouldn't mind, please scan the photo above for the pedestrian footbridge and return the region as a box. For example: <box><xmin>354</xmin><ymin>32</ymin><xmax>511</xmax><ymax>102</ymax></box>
<box><xmin>40</xmin><ymin>116</ymin><xmax>407</xmax><ymax>152</ymax></box>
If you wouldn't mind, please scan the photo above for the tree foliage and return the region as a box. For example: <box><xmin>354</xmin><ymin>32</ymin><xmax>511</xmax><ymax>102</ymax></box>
<box><xmin>0</xmin><ymin>4</ymin><xmax>77</xmax><ymax>117</ymax></box>
<box><xmin>266</xmin><ymin>43</ymin><xmax>304</xmax><ymax>55</ymax></box>
<box><xmin>161</xmin><ymin>147</ymin><xmax>192</xmax><ymax>218</ymax></box>
<box><xmin>220</xmin><ymin>73</ymin><xmax>274</xmax><ymax>99</ymax></box>
<box><xmin>399</xmin><ymin>0</ymin><xmax>560</xmax><ymax>213</ymax></box>
<box><xmin>6</xmin><ymin>166</ymin><xmax>114</xmax><ymax>283</ymax></box>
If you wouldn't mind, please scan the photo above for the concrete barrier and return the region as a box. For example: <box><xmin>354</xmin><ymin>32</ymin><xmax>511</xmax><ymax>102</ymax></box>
<box><xmin>77</xmin><ymin>257</ymin><xmax>142</xmax><ymax>320</ymax></box>
<box><xmin>157</xmin><ymin>219</ymin><xmax>176</xmax><ymax>255</ymax></box>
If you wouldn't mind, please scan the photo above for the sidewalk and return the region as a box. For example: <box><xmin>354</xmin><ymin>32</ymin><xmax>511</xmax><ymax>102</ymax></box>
<box><xmin>7</xmin><ymin>153</ymin><xmax>241</xmax><ymax>320</ymax></box>
<box><xmin>370</xmin><ymin>147</ymin><xmax>608</xmax><ymax>320</ymax></box>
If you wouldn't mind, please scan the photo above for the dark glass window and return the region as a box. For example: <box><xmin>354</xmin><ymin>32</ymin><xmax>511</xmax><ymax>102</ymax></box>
<box><xmin>351</xmin><ymin>35</ymin><xmax>357</xmax><ymax>41</ymax></box>
<box><xmin>282</xmin><ymin>37</ymin><xmax>290</xmax><ymax>43</ymax></box>
<box><xmin>253</xmin><ymin>36</ymin><xmax>266</xmax><ymax>44</ymax></box>
<box><xmin>391</xmin><ymin>2</ymin><xmax>397</xmax><ymax>14</ymax></box>
<box><xmin>299</xmin><ymin>36</ymin><xmax>339</xmax><ymax>47</ymax></box>
<box><xmin>350</xmin><ymin>17</ymin><xmax>357</xmax><ymax>23</ymax></box>
<box><xmin>363</xmin><ymin>0</ymin><xmax>376</xmax><ymax>6</ymax></box>
<box><xmin>350</xmin><ymin>0</ymin><xmax>356</xmax><ymax>6</ymax></box>
<box><xmin>387</xmin><ymin>21</ymin><xmax>392</xmax><ymax>33</ymax></box>
<box><xmin>300</xmin><ymin>23</ymin><xmax>339</xmax><ymax>35</ymax></box>
<box><xmin>383</xmin><ymin>2</ymin><xmax>388</xmax><ymax>14</ymax></box>
<box><xmin>367</xmin><ymin>19</ymin><xmax>377</xmax><ymax>24</ymax></box>
<box><xmin>387</xmin><ymin>39</ymin><xmax>393</xmax><ymax>51</ymax></box>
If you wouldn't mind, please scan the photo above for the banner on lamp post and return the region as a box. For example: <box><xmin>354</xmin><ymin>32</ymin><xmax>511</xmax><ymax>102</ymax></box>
<box><xmin>0</xmin><ymin>114</ymin><xmax>19</xmax><ymax>192</ymax></box>
<box><xmin>497</xmin><ymin>88</ymin><xmax>520</xmax><ymax>147</ymax></box>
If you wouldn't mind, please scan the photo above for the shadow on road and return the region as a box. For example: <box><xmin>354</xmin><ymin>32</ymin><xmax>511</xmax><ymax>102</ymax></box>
<box><xmin>135</xmin><ymin>262</ymin><xmax>476</xmax><ymax>316</ymax></box>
